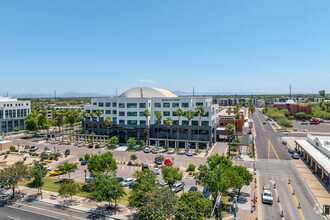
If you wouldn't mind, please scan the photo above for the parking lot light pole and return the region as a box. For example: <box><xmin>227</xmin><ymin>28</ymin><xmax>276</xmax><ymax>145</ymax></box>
<box><xmin>33</xmin><ymin>160</ymin><xmax>43</xmax><ymax>199</ymax></box>
<box><xmin>84</xmin><ymin>169</ymin><xmax>87</xmax><ymax>183</ymax></box>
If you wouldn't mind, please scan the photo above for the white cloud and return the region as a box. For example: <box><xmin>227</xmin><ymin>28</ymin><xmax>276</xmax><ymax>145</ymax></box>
<box><xmin>137</xmin><ymin>79</ymin><xmax>157</xmax><ymax>83</ymax></box>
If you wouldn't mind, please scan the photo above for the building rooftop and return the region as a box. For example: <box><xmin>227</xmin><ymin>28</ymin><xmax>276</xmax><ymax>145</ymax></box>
<box><xmin>219</xmin><ymin>108</ymin><xmax>244</xmax><ymax>116</ymax></box>
<box><xmin>0</xmin><ymin>97</ymin><xmax>18</xmax><ymax>102</ymax></box>
<box><xmin>119</xmin><ymin>87</ymin><xmax>178</xmax><ymax>98</ymax></box>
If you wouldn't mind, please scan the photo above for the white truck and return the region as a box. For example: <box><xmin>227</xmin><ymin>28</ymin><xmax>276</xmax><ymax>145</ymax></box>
<box><xmin>262</xmin><ymin>185</ymin><xmax>273</xmax><ymax>204</ymax></box>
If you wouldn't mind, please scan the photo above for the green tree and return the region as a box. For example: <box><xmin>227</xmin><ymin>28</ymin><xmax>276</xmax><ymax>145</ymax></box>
<box><xmin>138</xmin><ymin>186</ymin><xmax>177</xmax><ymax>220</ymax></box>
<box><xmin>89</xmin><ymin>111</ymin><xmax>96</xmax><ymax>143</ymax></box>
<box><xmin>175</xmin><ymin>108</ymin><xmax>184</xmax><ymax>149</ymax></box>
<box><xmin>280</xmin><ymin>108</ymin><xmax>290</xmax><ymax>117</ymax></box>
<box><xmin>184</xmin><ymin>110</ymin><xmax>194</xmax><ymax>151</ymax></box>
<box><xmin>225</xmin><ymin>123</ymin><xmax>235</xmax><ymax>156</ymax></box>
<box><xmin>58</xmin><ymin>180</ymin><xmax>81</xmax><ymax>200</ymax></box>
<box><xmin>108</xmin><ymin>136</ymin><xmax>118</xmax><ymax>146</ymax></box>
<box><xmin>87</xmin><ymin>152</ymin><xmax>117</xmax><ymax>175</ymax></box>
<box><xmin>295</xmin><ymin>112</ymin><xmax>307</xmax><ymax>119</ymax></box>
<box><xmin>196</xmin><ymin>107</ymin><xmax>206</xmax><ymax>150</ymax></box>
<box><xmin>319</xmin><ymin>90</ymin><xmax>325</xmax><ymax>98</ymax></box>
<box><xmin>9</xmin><ymin>146</ymin><xmax>16</xmax><ymax>152</ymax></box>
<box><xmin>25</xmin><ymin>116</ymin><xmax>38</xmax><ymax>135</ymax></box>
<box><xmin>142</xmin><ymin>109</ymin><xmax>151</xmax><ymax>146</ymax></box>
<box><xmin>0</xmin><ymin>161</ymin><xmax>30</xmax><ymax>197</ymax></box>
<box><xmin>175</xmin><ymin>192</ymin><xmax>212</xmax><ymax>220</ymax></box>
<box><xmin>104</xmin><ymin>116</ymin><xmax>112</xmax><ymax>136</ymax></box>
<box><xmin>127</xmin><ymin>138</ymin><xmax>137</xmax><ymax>148</ymax></box>
<box><xmin>88</xmin><ymin>174</ymin><xmax>126</xmax><ymax>207</ymax></box>
<box><xmin>30</xmin><ymin>162</ymin><xmax>47</xmax><ymax>188</ymax></box>
<box><xmin>129</xmin><ymin>168</ymin><xmax>157</xmax><ymax>207</ymax></box>
<box><xmin>161</xmin><ymin>166</ymin><xmax>182</xmax><ymax>188</ymax></box>
<box><xmin>155</xmin><ymin>111</ymin><xmax>163</xmax><ymax>139</ymax></box>
<box><xmin>230</xmin><ymin>166</ymin><xmax>253</xmax><ymax>195</ymax></box>
<box><xmin>58</xmin><ymin>162</ymin><xmax>78</xmax><ymax>179</ymax></box>
<box><xmin>164</xmin><ymin>117</ymin><xmax>173</xmax><ymax>149</ymax></box>
<box><xmin>84</xmin><ymin>153</ymin><xmax>91</xmax><ymax>160</ymax></box>
<box><xmin>130</xmin><ymin>154</ymin><xmax>137</xmax><ymax>161</ymax></box>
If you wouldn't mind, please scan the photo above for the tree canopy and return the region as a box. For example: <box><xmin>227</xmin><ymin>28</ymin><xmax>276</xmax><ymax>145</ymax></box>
<box><xmin>87</xmin><ymin>152</ymin><xmax>117</xmax><ymax>175</ymax></box>
<box><xmin>161</xmin><ymin>166</ymin><xmax>182</xmax><ymax>188</ymax></box>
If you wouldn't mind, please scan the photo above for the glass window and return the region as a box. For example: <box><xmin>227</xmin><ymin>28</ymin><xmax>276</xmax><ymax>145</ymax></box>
<box><xmin>127</xmin><ymin>120</ymin><xmax>137</xmax><ymax>125</ymax></box>
<box><xmin>202</xmin><ymin>112</ymin><xmax>209</xmax><ymax>117</ymax></box>
<box><xmin>127</xmin><ymin>112</ymin><xmax>137</xmax><ymax>117</ymax></box>
<box><xmin>93</xmin><ymin>102</ymin><xmax>97</xmax><ymax>106</ymax></box>
<box><xmin>202</xmin><ymin>121</ymin><xmax>209</xmax><ymax>126</ymax></box>
<box><xmin>182</xmin><ymin>120</ymin><xmax>189</xmax><ymax>125</ymax></box>
<box><xmin>182</xmin><ymin>103</ymin><xmax>189</xmax><ymax>108</ymax></box>
<box><xmin>119</xmin><ymin>120</ymin><xmax>125</xmax><ymax>125</ymax></box>
<box><xmin>172</xmin><ymin>103</ymin><xmax>179</xmax><ymax>108</ymax></box>
<box><xmin>172</xmin><ymin>111</ymin><xmax>178</xmax><ymax>117</ymax></box>
<box><xmin>154</xmin><ymin>103</ymin><xmax>161</xmax><ymax>108</ymax></box>
<box><xmin>119</xmin><ymin>103</ymin><xmax>125</xmax><ymax>108</ymax></box>
<box><xmin>127</xmin><ymin>103</ymin><xmax>137</xmax><ymax>108</ymax></box>
<box><xmin>139</xmin><ymin>112</ymin><xmax>144</xmax><ymax>117</ymax></box>
<box><xmin>163</xmin><ymin>103</ymin><xmax>170</xmax><ymax>108</ymax></box>
<box><xmin>112</xmin><ymin>102</ymin><xmax>117</xmax><ymax>107</ymax></box>
<box><xmin>105</xmin><ymin>102</ymin><xmax>111</xmax><ymax>107</ymax></box>
<box><xmin>119</xmin><ymin>111</ymin><xmax>125</xmax><ymax>116</ymax></box>
<box><xmin>196</xmin><ymin>102</ymin><xmax>203</xmax><ymax>106</ymax></box>
<box><xmin>139</xmin><ymin>103</ymin><xmax>146</xmax><ymax>108</ymax></box>
<box><xmin>112</xmin><ymin>110</ymin><xmax>117</xmax><ymax>114</ymax></box>
<box><xmin>140</xmin><ymin>120</ymin><xmax>146</xmax><ymax>125</ymax></box>
<box><xmin>192</xmin><ymin>121</ymin><xmax>198</xmax><ymax>126</ymax></box>
<box><xmin>173</xmin><ymin>120</ymin><xmax>179</xmax><ymax>125</ymax></box>
<box><xmin>98</xmin><ymin>102</ymin><xmax>104</xmax><ymax>107</ymax></box>
<box><xmin>105</xmin><ymin>110</ymin><xmax>111</xmax><ymax>114</ymax></box>
<box><xmin>86</xmin><ymin>110</ymin><xmax>90</xmax><ymax>113</ymax></box>
<box><xmin>194</xmin><ymin>112</ymin><xmax>198</xmax><ymax>117</ymax></box>
<box><xmin>163</xmin><ymin>111</ymin><xmax>170</xmax><ymax>116</ymax></box>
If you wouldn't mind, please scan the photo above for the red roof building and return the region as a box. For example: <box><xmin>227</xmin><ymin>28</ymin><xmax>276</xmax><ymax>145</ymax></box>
<box><xmin>273</xmin><ymin>100</ymin><xmax>312</xmax><ymax>115</ymax></box>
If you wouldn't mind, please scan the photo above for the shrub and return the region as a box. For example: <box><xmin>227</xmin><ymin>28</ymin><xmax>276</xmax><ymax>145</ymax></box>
<box><xmin>79</xmin><ymin>157</ymin><xmax>83</xmax><ymax>161</ymax></box>
<box><xmin>140</xmin><ymin>140</ymin><xmax>146</xmax><ymax>147</ymax></box>
<box><xmin>128</xmin><ymin>161</ymin><xmax>132</xmax><ymax>166</ymax></box>
<box><xmin>6</xmin><ymin>151</ymin><xmax>10</xmax><ymax>154</ymax></box>
<box><xmin>40</xmin><ymin>152</ymin><xmax>49</xmax><ymax>160</ymax></box>
<box><xmin>9</xmin><ymin>146</ymin><xmax>16</xmax><ymax>152</ymax></box>
<box><xmin>84</xmin><ymin>154</ymin><xmax>90</xmax><ymax>160</ymax></box>
<box><xmin>130</xmin><ymin>154</ymin><xmax>137</xmax><ymax>161</ymax></box>
<box><xmin>288</xmin><ymin>115</ymin><xmax>295</xmax><ymax>120</ymax></box>
<box><xmin>55</xmin><ymin>157</ymin><xmax>58</xmax><ymax>161</ymax></box>
<box><xmin>188</xmin><ymin>164</ymin><xmax>196</xmax><ymax>172</ymax></box>
<box><xmin>24</xmin><ymin>145</ymin><xmax>30</xmax><ymax>149</ymax></box>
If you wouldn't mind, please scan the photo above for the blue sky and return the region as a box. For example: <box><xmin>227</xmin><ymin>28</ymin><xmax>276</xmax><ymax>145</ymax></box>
<box><xmin>1</xmin><ymin>0</ymin><xmax>329</xmax><ymax>97</ymax></box>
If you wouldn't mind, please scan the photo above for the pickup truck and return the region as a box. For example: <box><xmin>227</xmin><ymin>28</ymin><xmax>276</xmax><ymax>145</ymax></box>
<box><xmin>262</xmin><ymin>185</ymin><xmax>273</xmax><ymax>204</ymax></box>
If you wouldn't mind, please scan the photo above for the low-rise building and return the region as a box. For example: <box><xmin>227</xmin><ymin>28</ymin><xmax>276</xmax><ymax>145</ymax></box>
<box><xmin>218</xmin><ymin>108</ymin><xmax>246</xmax><ymax>133</ymax></box>
<box><xmin>273</xmin><ymin>99</ymin><xmax>312</xmax><ymax>115</ymax></box>
<box><xmin>0</xmin><ymin>97</ymin><xmax>31</xmax><ymax>133</ymax></box>
<box><xmin>45</xmin><ymin>104</ymin><xmax>84</xmax><ymax>119</ymax></box>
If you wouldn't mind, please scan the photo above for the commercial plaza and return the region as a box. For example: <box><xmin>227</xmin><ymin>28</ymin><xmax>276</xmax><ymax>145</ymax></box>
<box><xmin>83</xmin><ymin>87</ymin><xmax>219</xmax><ymax>148</ymax></box>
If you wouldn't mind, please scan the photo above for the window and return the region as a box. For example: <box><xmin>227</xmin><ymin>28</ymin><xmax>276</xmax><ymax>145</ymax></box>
<box><xmin>172</xmin><ymin>111</ymin><xmax>178</xmax><ymax>116</ymax></box>
<box><xmin>119</xmin><ymin>111</ymin><xmax>125</xmax><ymax>116</ymax></box>
<box><xmin>112</xmin><ymin>102</ymin><xmax>117</xmax><ymax>107</ymax></box>
<box><xmin>86</xmin><ymin>110</ymin><xmax>90</xmax><ymax>113</ymax></box>
<box><xmin>192</xmin><ymin>121</ymin><xmax>198</xmax><ymax>126</ymax></box>
<box><xmin>139</xmin><ymin>112</ymin><xmax>144</xmax><ymax>117</ymax></box>
<box><xmin>173</xmin><ymin>120</ymin><xmax>179</xmax><ymax>125</ymax></box>
<box><xmin>202</xmin><ymin>112</ymin><xmax>209</xmax><ymax>117</ymax></box>
<box><xmin>196</xmin><ymin>102</ymin><xmax>203</xmax><ymax>106</ymax></box>
<box><xmin>202</xmin><ymin>121</ymin><xmax>209</xmax><ymax>126</ymax></box>
<box><xmin>127</xmin><ymin>103</ymin><xmax>137</xmax><ymax>108</ymax></box>
<box><xmin>182</xmin><ymin>120</ymin><xmax>189</xmax><ymax>125</ymax></box>
<box><xmin>140</xmin><ymin>120</ymin><xmax>146</xmax><ymax>125</ymax></box>
<box><xmin>119</xmin><ymin>103</ymin><xmax>125</xmax><ymax>108</ymax></box>
<box><xmin>154</xmin><ymin>120</ymin><xmax>161</xmax><ymax>124</ymax></box>
<box><xmin>93</xmin><ymin>102</ymin><xmax>97</xmax><ymax>106</ymax></box>
<box><xmin>139</xmin><ymin>103</ymin><xmax>146</xmax><ymax>108</ymax></box>
<box><xmin>98</xmin><ymin>102</ymin><xmax>104</xmax><ymax>107</ymax></box>
<box><xmin>127</xmin><ymin>120</ymin><xmax>137</xmax><ymax>125</ymax></box>
<box><xmin>105</xmin><ymin>102</ymin><xmax>111</xmax><ymax>107</ymax></box>
<box><xmin>163</xmin><ymin>111</ymin><xmax>170</xmax><ymax>116</ymax></box>
<box><xmin>154</xmin><ymin>103</ymin><xmax>161</xmax><ymax>108</ymax></box>
<box><xmin>105</xmin><ymin>110</ymin><xmax>111</xmax><ymax>114</ymax></box>
<box><xmin>182</xmin><ymin>103</ymin><xmax>189</xmax><ymax>108</ymax></box>
<box><xmin>112</xmin><ymin>110</ymin><xmax>117</xmax><ymax>114</ymax></box>
<box><xmin>127</xmin><ymin>112</ymin><xmax>137</xmax><ymax>117</ymax></box>
<box><xmin>172</xmin><ymin>103</ymin><xmax>179</xmax><ymax>108</ymax></box>
<box><xmin>163</xmin><ymin>103</ymin><xmax>170</xmax><ymax>108</ymax></box>
<box><xmin>119</xmin><ymin>120</ymin><xmax>125</xmax><ymax>125</ymax></box>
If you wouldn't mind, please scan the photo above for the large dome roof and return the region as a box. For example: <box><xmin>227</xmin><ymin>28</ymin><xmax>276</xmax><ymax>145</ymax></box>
<box><xmin>119</xmin><ymin>87</ymin><xmax>178</xmax><ymax>98</ymax></box>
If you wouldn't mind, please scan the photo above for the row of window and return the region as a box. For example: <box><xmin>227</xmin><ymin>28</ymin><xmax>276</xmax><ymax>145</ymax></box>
<box><xmin>116</xmin><ymin>120</ymin><xmax>209</xmax><ymax>126</ymax></box>
<box><xmin>92</xmin><ymin>102</ymin><xmax>204</xmax><ymax>108</ymax></box>
<box><xmin>0</xmin><ymin>103</ymin><xmax>29</xmax><ymax>108</ymax></box>
<box><xmin>0</xmin><ymin>109</ymin><xmax>29</xmax><ymax>119</ymax></box>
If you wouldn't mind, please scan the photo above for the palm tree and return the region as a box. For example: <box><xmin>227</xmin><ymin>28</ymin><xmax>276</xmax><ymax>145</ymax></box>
<box><xmin>225</xmin><ymin>123</ymin><xmax>235</xmax><ymax>156</ymax></box>
<box><xmin>104</xmin><ymin>116</ymin><xmax>112</xmax><ymax>137</ymax></box>
<box><xmin>226</xmin><ymin>107</ymin><xmax>232</xmax><ymax>116</ymax></box>
<box><xmin>142</xmin><ymin>109</ymin><xmax>151</xmax><ymax>146</ymax></box>
<box><xmin>155</xmin><ymin>111</ymin><xmax>162</xmax><ymax>140</ymax></box>
<box><xmin>57</xmin><ymin>110</ymin><xmax>65</xmax><ymax>142</ymax></box>
<box><xmin>51</xmin><ymin>108</ymin><xmax>57</xmax><ymax>139</ymax></box>
<box><xmin>184</xmin><ymin>110</ymin><xmax>194</xmax><ymax>151</ymax></box>
<box><xmin>95</xmin><ymin>109</ymin><xmax>103</xmax><ymax>142</ymax></box>
<box><xmin>89</xmin><ymin>111</ymin><xmax>96</xmax><ymax>144</ymax></box>
<box><xmin>196</xmin><ymin>107</ymin><xmax>206</xmax><ymax>151</ymax></box>
<box><xmin>235</xmin><ymin>113</ymin><xmax>240</xmax><ymax>135</ymax></box>
<box><xmin>233</xmin><ymin>105</ymin><xmax>240</xmax><ymax>133</ymax></box>
<box><xmin>164</xmin><ymin>117</ymin><xmax>173</xmax><ymax>150</ymax></box>
<box><xmin>175</xmin><ymin>108</ymin><xmax>184</xmax><ymax>150</ymax></box>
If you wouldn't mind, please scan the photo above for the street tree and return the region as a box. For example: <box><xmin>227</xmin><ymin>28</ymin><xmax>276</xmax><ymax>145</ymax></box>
<box><xmin>175</xmin><ymin>108</ymin><xmax>184</xmax><ymax>149</ymax></box>
<box><xmin>142</xmin><ymin>109</ymin><xmax>151</xmax><ymax>146</ymax></box>
<box><xmin>230</xmin><ymin>166</ymin><xmax>253</xmax><ymax>195</ymax></box>
<box><xmin>108</xmin><ymin>136</ymin><xmax>118</xmax><ymax>147</ymax></box>
<box><xmin>164</xmin><ymin>117</ymin><xmax>173</xmax><ymax>149</ymax></box>
<box><xmin>196</xmin><ymin>107</ymin><xmax>206</xmax><ymax>151</ymax></box>
<box><xmin>184</xmin><ymin>110</ymin><xmax>194</xmax><ymax>151</ymax></box>
<box><xmin>58</xmin><ymin>180</ymin><xmax>81</xmax><ymax>201</ymax></box>
<box><xmin>161</xmin><ymin>166</ymin><xmax>182</xmax><ymax>188</ymax></box>
<box><xmin>155</xmin><ymin>111</ymin><xmax>163</xmax><ymax>139</ymax></box>
<box><xmin>104</xmin><ymin>116</ymin><xmax>112</xmax><ymax>136</ymax></box>
<box><xmin>87</xmin><ymin>152</ymin><xmax>117</xmax><ymax>175</ymax></box>
<box><xmin>225</xmin><ymin>123</ymin><xmax>235</xmax><ymax>156</ymax></box>
<box><xmin>127</xmin><ymin>138</ymin><xmax>137</xmax><ymax>149</ymax></box>
<box><xmin>58</xmin><ymin>162</ymin><xmax>78</xmax><ymax>179</ymax></box>
<box><xmin>175</xmin><ymin>192</ymin><xmax>212</xmax><ymax>220</ymax></box>
<box><xmin>30</xmin><ymin>163</ymin><xmax>47</xmax><ymax>187</ymax></box>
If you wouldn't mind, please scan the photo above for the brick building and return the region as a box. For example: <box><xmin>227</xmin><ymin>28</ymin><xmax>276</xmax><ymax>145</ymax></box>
<box><xmin>218</xmin><ymin>108</ymin><xmax>245</xmax><ymax>132</ymax></box>
<box><xmin>273</xmin><ymin>99</ymin><xmax>312</xmax><ymax>115</ymax></box>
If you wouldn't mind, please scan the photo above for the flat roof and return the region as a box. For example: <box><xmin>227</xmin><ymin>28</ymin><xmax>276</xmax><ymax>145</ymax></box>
<box><xmin>296</xmin><ymin>139</ymin><xmax>330</xmax><ymax>174</ymax></box>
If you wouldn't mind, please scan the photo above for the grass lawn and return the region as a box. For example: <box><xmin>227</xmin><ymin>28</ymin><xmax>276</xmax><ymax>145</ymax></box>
<box><xmin>18</xmin><ymin>176</ymin><xmax>131</xmax><ymax>205</ymax></box>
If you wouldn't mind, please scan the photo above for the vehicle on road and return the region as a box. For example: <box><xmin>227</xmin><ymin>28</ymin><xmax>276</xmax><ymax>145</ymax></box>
<box><xmin>292</xmin><ymin>152</ymin><xmax>299</xmax><ymax>159</ymax></box>
<box><xmin>49</xmin><ymin>168</ymin><xmax>67</xmax><ymax>176</ymax></box>
<box><xmin>309</xmin><ymin>120</ymin><xmax>320</xmax><ymax>125</ymax></box>
<box><xmin>185</xmin><ymin>151</ymin><xmax>193</xmax><ymax>156</ymax></box>
<box><xmin>301</xmin><ymin>122</ymin><xmax>308</xmax><ymax>125</ymax></box>
<box><xmin>86</xmin><ymin>174</ymin><xmax>95</xmax><ymax>181</ymax></box>
<box><xmin>153</xmin><ymin>168</ymin><xmax>160</xmax><ymax>175</ymax></box>
<box><xmin>115</xmin><ymin>177</ymin><xmax>124</xmax><ymax>182</ymax></box>
<box><xmin>171</xmin><ymin>182</ymin><xmax>184</xmax><ymax>193</ymax></box>
<box><xmin>151</xmin><ymin>148</ymin><xmax>158</xmax><ymax>154</ymax></box>
<box><xmin>29</xmin><ymin>146</ymin><xmax>38</xmax><ymax>152</ymax></box>
<box><xmin>142</xmin><ymin>163</ymin><xmax>149</xmax><ymax>170</ymax></box>
<box><xmin>263</xmin><ymin>122</ymin><xmax>266</xmax><ymax>124</ymax></box>
<box><xmin>88</xmin><ymin>144</ymin><xmax>93</xmax><ymax>148</ymax></box>
<box><xmin>167</xmin><ymin>150</ymin><xmax>174</xmax><ymax>154</ymax></box>
<box><xmin>45</xmin><ymin>166</ymin><xmax>52</xmax><ymax>171</ymax></box>
<box><xmin>202</xmin><ymin>187</ymin><xmax>210</xmax><ymax>198</ymax></box>
<box><xmin>46</xmin><ymin>148</ymin><xmax>53</xmax><ymax>153</ymax></box>
<box><xmin>188</xmin><ymin>186</ymin><xmax>198</xmax><ymax>193</ymax></box>
<box><xmin>164</xmin><ymin>159</ymin><xmax>173</xmax><ymax>166</ymax></box>
<box><xmin>288</xmin><ymin>148</ymin><xmax>295</xmax><ymax>154</ymax></box>
<box><xmin>77</xmin><ymin>143</ymin><xmax>82</xmax><ymax>147</ymax></box>
<box><xmin>262</xmin><ymin>185</ymin><xmax>273</xmax><ymax>204</ymax></box>
<box><xmin>81</xmin><ymin>159</ymin><xmax>88</xmax><ymax>165</ymax></box>
<box><xmin>122</xmin><ymin>178</ymin><xmax>136</xmax><ymax>187</ymax></box>
<box><xmin>282</xmin><ymin>140</ymin><xmax>287</xmax><ymax>145</ymax></box>
<box><xmin>304</xmin><ymin>129</ymin><xmax>309</xmax><ymax>132</ymax></box>
<box><xmin>143</xmin><ymin>148</ymin><xmax>150</xmax><ymax>153</ymax></box>
<box><xmin>64</xmin><ymin>149</ymin><xmax>70</xmax><ymax>155</ymax></box>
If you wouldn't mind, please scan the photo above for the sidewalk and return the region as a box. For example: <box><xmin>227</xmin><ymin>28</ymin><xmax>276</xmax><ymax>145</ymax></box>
<box><xmin>209</xmin><ymin>142</ymin><xmax>228</xmax><ymax>156</ymax></box>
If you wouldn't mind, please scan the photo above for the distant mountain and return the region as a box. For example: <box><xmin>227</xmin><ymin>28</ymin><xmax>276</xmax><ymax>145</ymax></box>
<box><xmin>13</xmin><ymin>91</ymin><xmax>111</xmax><ymax>98</ymax></box>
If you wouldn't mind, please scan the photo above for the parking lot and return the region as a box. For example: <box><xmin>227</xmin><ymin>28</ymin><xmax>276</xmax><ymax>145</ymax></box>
<box><xmin>290</xmin><ymin>120</ymin><xmax>330</xmax><ymax>133</ymax></box>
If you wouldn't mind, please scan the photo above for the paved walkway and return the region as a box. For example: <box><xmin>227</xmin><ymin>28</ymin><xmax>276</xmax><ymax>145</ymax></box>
<box><xmin>209</xmin><ymin>142</ymin><xmax>228</xmax><ymax>156</ymax></box>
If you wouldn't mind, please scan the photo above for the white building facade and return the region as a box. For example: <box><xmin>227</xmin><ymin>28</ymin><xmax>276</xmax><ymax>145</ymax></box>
<box><xmin>0</xmin><ymin>97</ymin><xmax>31</xmax><ymax>133</ymax></box>
<box><xmin>83</xmin><ymin>87</ymin><xmax>219</xmax><ymax>148</ymax></box>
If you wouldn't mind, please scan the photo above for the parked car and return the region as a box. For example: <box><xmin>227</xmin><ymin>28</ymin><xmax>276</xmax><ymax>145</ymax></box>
<box><xmin>115</xmin><ymin>177</ymin><xmax>124</xmax><ymax>182</ymax></box>
<box><xmin>164</xmin><ymin>159</ymin><xmax>173</xmax><ymax>166</ymax></box>
<box><xmin>202</xmin><ymin>187</ymin><xmax>210</xmax><ymax>198</ymax></box>
<box><xmin>263</xmin><ymin>122</ymin><xmax>266</xmax><ymax>124</ymax></box>
<box><xmin>292</xmin><ymin>152</ymin><xmax>299</xmax><ymax>159</ymax></box>
<box><xmin>167</xmin><ymin>150</ymin><xmax>174</xmax><ymax>154</ymax></box>
<box><xmin>188</xmin><ymin>186</ymin><xmax>198</xmax><ymax>193</ymax></box>
<box><xmin>159</xmin><ymin>181</ymin><xmax>168</xmax><ymax>186</ymax></box>
<box><xmin>88</xmin><ymin>144</ymin><xmax>93</xmax><ymax>148</ymax></box>
<box><xmin>143</xmin><ymin>147</ymin><xmax>150</xmax><ymax>153</ymax></box>
<box><xmin>151</xmin><ymin>148</ymin><xmax>158</xmax><ymax>154</ymax></box>
<box><xmin>304</xmin><ymin>129</ymin><xmax>309</xmax><ymax>132</ymax></box>
<box><xmin>301</xmin><ymin>122</ymin><xmax>308</xmax><ymax>125</ymax></box>
<box><xmin>122</xmin><ymin>178</ymin><xmax>136</xmax><ymax>187</ymax></box>
<box><xmin>81</xmin><ymin>159</ymin><xmax>88</xmax><ymax>165</ymax></box>
<box><xmin>171</xmin><ymin>182</ymin><xmax>184</xmax><ymax>193</ymax></box>
<box><xmin>288</xmin><ymin>148</ymin><xmax>295</xmax><ymax>154</ymax></box>
<box><xmin>49</xmin><ymin>168</ymin><xmax>66</xmax><ymax>176</ymax></box>
<box><xmin>45</xmin><ymin>166</ymin><xmax>52</xmax><ymax>171</ymax></box>
<box><xmin>153</xmin><ymin>168</ymin><xmax>160</xmax><ymax>175</ymax></box>
<box><xmin>64</xmin><ymin>149</ymin><xmax>70</xmax><ymax>155</ymax></box>
<box><xmin>95</xmin><ymin>144</ymin><xmax>100</xmax><ymax>148</ymax></box>
<box><xmin>142</xmin><ymin>163</ymin><xmax>149</xmax><ymax>170</ymax></box>
<box><xmin>185</xmin><ymin>151</ymin><xmax>193</xmax><ymax>157</ymax></box>
<box><xmin>46</xmin><ymin>148</ymin><xmax>53</xmax><ymax>153</ymax></box>
<box><xmin>154</xmin><ymin>157</ymin><xmax>163</xmax><ymax>165</ymax></box>
<box><xmin>29</xmin><ymin>146</ymin><xmax>38</xmax><ymax>152</ymax></box>
<box><xmin>86</xmin><ymin>174</ymin><xmax>95</xmax><ymax>181</ymax></box>
<box><xmin>77</xmin><ymin>143</ymin><xmax>83</xmax><ymax>147</ymax></box>
<box><xmin>310</xmin><ymin>121</ymin><xmax>320</xmax><ymax>125</ymax></box>
<box><xmin>282</xmin><ymin>140</ymin><xmax>287</xmax><ymax>145</ymax></box>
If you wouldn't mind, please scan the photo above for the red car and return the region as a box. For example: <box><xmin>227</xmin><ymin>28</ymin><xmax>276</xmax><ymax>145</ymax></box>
<box><xmin>164</xmin><ymin>159</ymin><xmax>173</xmax><ymax>166</ymax></box>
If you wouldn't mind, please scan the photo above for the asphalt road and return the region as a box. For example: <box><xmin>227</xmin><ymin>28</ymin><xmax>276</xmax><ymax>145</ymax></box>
<box><xmin>253</xmin><ymin>111</ymin><xmax>325</xmax><ymax>220</ymax></box>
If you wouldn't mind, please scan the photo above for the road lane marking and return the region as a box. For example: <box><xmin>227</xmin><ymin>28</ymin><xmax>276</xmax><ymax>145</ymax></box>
<box><xmin>8</xmin><ymin>206</ymin><xmax>63</xmax><ymax>220</ymax></box>
<box><xmin>286</xmin><ymin>178</ymin><xmax>306</xmax><ymax>220</ymax></box>
<box><xmin>259</xmin><ymin>119</ymin><xmax>266</xmax><ymax>132</ymax></box>
<box><xmin>271</xmin><ymin>177</ymin><xmax>284</xmax><ymax>220</ymax></box>
<box><xmin>8</xmin><ymin>217</ymin><xmax>21</xmax><ymax>220</ymax></box>
<box><xmin>269</xmin><ymin>140</ymin><xmax>279</xmax><ymax>160</ymax></box>
<box><xmin>268</xmin><ymin>143</ymin><xmax>270</xmax><ymax>159</ymax></box>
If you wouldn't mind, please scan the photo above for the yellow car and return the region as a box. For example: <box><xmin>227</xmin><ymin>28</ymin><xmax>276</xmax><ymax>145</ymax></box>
<box><xmin>49</xmin><ymin>168</ymin><xmax>67</xmax><ymax>176</ymax></box>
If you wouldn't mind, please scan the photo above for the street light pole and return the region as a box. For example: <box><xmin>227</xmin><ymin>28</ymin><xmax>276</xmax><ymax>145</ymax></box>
<box><xmin>84</xmin><ymin>169</ymin><xmax>87</xmax><ymax>183</ymax></box>
<box><xmin>34</xmin><ymin>161</ymin><xmax>43</xmax><ymax>199</ymax></box>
